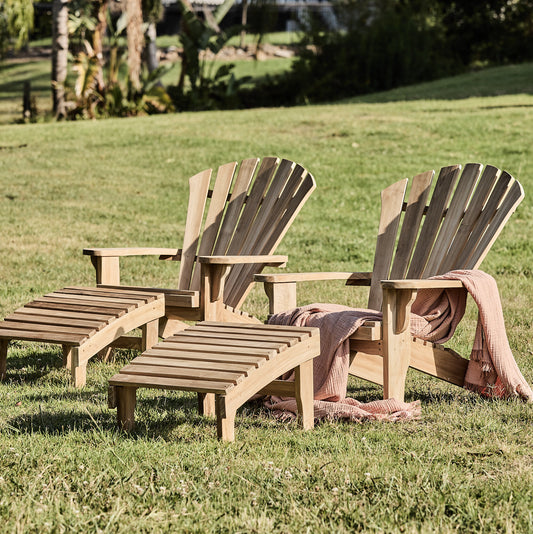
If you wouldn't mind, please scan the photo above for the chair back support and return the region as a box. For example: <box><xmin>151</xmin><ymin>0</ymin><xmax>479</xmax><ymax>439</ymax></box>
<box><xmin>178</xmin><ymin>157</ymin><xmax>316</xmax><ymax>309</ymax></box>
<box><xmin>368</xmin><ymin>163</ymin><xmax>524</xmax><ymax>311</ymax></box>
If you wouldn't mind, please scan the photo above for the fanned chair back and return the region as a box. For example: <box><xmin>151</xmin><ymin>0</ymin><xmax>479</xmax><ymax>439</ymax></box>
<box><xmin>178</xmin><ymin>157</ymin><xmax>316</xmax><ymax>309</ymax></box>
<box><xmin>367</xmin><ymin>163</ymin><xmax>524</xmax><ymax>311</ymax></box>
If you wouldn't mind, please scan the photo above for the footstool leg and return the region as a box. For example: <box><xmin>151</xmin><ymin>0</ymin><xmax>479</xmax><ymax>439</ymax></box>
<box><xmin>142</xmin><ymin>319</ymin><xmax>159</xmax><ymax>351</ymax></box>
<box><xmin>117</xmin><ymin>386</ymin><xmax>137</xmax><ymax>431</ymax></box>
<box><xmin>295</xmin><ymin>359</ymin><xmax>314</xmax><ymax>431</ymax></box>
<box><xmin>216</xmin><ymin>395</ymin><xmax>235</xmax><ymax>442</ymax></box>
<box><xmin>62</xmin><ymin>345</ymin><xmax>72</xmax><ymax>370</ymax></box>
<box><xmin>0</xmin><ymin>340</ymin><xmax>8</xmax><ymax>380</ymax></box>
<box><xmin>70</xmin><ymin>348</ymin><xmax>87</xmax><ymax>388</ymax></box>
<box><xmin>198</xmin><ymin>392</ymin><xmax>216</xmax><ymax>417</ymax></box>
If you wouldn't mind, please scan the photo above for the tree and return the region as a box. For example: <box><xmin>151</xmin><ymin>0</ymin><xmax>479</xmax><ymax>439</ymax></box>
<box><xmin>0</xmin><ymin>0</ymin><xmax>34</xmax><ymax>59</ymax></box>
<box><xmin>52</xmin><ymin>0</ymin><xmax>69</xmax><ymax>118</ymax></box>
<box><xmin>126</xmin><ymin>0</ymin><xmax>144</xmax><ymax>90</ymax></box>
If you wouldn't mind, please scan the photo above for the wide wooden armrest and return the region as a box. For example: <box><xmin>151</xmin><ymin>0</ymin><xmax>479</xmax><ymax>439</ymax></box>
<box><xmin>381</xmin><ymin>279</ymin><xmax>465</xmax><ymax>290</ymax></box>
<box><xmin>83</xmin><ymin>247</ymin><xmax>180</xmax><ymax>258</ymax></box>
<box><xmin>199</xmin><ymin>255</ymin><xmax>288</xmax><ymax>267</ymax></box>
<box><xmin>255</xmin><ymin>271</ymin><xmax>372</xmax><ymax>285</ymax></box>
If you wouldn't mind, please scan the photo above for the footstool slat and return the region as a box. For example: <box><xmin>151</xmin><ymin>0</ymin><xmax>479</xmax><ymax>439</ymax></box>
<box><xmin>120</xmin><ymin>363</ymin><xmax>243</xmax><ymax>384</ymax></box>
<box><xmin>12</xmin><ymin>307</ymin><xmax>114</xmax><ymax>322</ymax></box>
<box><xmin>143</xmin><ymin>348</ymin><xmax>267</xmax><ymax>366</ymax></box>
<box><xmin>132</xmin><ymin>355</ymin><xmax>253</xmax><ymax>374</ymax></box>
<box><xmin>1</xmin><ymin>320</ymin><xmax>97</xmax><ymax>338</ymax></box>
<box><xmin>154</xmin><ymin>340</ymin><xmax>277</xmax><ymax>358</ymax></box>
<box><xmin>5</xmin><ymin>313</ymin><xmax>104</xmax><ymax>329</ymax></box>
<box><xmin>110</xmin><ymin>373</ymin><xmax>232</xmax><ymax>394</ymax></box>
<box><xmin>176</xmin><ymin>329</ymin><xmax>300</xmax><ymax>346</ymax></box>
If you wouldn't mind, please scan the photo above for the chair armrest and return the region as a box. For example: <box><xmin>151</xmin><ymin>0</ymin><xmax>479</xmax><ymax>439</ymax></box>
<box><xmin>255</xmin><ymin>271</ymin><xmax>372</xmax><ymax>285</ymax></box>
<box><xmin>199</xmin><ymin>255</ymin><xmax>288</xmax><ymax>267</ymax></box>
<box><xmin>381</xmin><ymin>279</ymin><xmax>465</xmax><ymax>290</ymax></box>
<box><xmin>83</xmin><ymin>247</ymin><xmax>181</xmax><ymax>285</ymax></box>
<box><xmin>83</xmin><ymin>247</ymin><xmax>180</xmax><ymax>258</ymax></box>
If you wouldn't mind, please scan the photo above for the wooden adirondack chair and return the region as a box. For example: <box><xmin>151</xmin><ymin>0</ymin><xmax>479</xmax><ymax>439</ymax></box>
<box><xmin>255</xmin><ymin>163</ymin><xmax>524</xmax><ymax>402</ymax></box>
<box><xmin>83</xmin><ymin>157</ymin><xmax>316</xmax><ymax>347</ymax></box>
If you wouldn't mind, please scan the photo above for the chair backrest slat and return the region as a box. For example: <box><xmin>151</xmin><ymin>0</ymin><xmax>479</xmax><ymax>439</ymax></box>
<box><xmin>406</xmin><ymin>165</ymin><xmax>461</xmax><ymax>279</ymax></box>
<box><xmin>422</xmin><ymin>163</ymin><xmax>482</xmax><ymax>277</ymax></box>
<box><xmin>389</xmin><ymin>170</ymin><xmax>434</xmax><ymax>280</ymax></box>
<box><xmin>367</xmin><ymin>163</ymin><xmax>524</xmax><ymax>311</ymax></box>
<box><xmin>438</xmin><ymin>164</ymin><xmax>500</xmax><ymax>273</ymax></box>
<box><xmin>367</xmin><ymin>179</ymin><xmax>408</xmax><ymax>311</ymax></box>
<box><xmin>213</xmin><ymin>158</ymin><xmax>259</xmax><ymax>256</ymax></box>
<box><xmin>178</xmin><ymin>168</ymin><xmax>212</xmax><ymax>290</ymax></box>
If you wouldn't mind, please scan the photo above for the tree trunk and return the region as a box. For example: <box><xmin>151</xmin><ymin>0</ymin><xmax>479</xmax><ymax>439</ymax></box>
<box><xmin>240</xmin><ymin>0</ymin><xmax>248</xmax><ymax>50</ymax></box>
<box><xmin>127</xmin><ymin>0</ymin><xmax>144</xmax><ymax>91</ymax></box>
<box><xmin>145</xmin><ymin>22</ymin><xmax>159</xmax><ymax>73</ymax></box>
<box><xmin>51</xmin><ymin>0</ymin><xmax>68</xmax><ymax>119</ymax></box>
<box><xmin>93</xmin><ymin>0</ymin><xmax>109</xmax><ymax>93</ymax></box>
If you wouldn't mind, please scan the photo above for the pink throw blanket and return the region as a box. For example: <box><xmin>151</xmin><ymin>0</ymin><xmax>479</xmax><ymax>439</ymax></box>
<box><xmin>267</xmin><ymin>270</ymin><xmax>532</xmax><ymax>422</ymax></box>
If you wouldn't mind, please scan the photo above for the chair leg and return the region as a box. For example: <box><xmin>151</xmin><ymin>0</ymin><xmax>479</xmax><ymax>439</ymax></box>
<box><xmin>116</xmin><ymin>386</ymin><xmax>137</xmax><ymax>431</ymax></box>
<box><xmin>215</xmin><ymin>395</ymin><xmax>235</xmax><ymax>442</ymax></box>
<box><xmin>141</xmin><ymin>319</ymin><xmax>159</xmax><ymax>351</ymax></box>
<box><xmin>294</xmin><ymin>359</ymin><xmax>314</xmax><ymax>430</ymax></box>
<box><xmin>198</xmin><ymin>392</ymin><xmax>216</xmax><ymax>417</ymax></box>
<box><xmin>0</xmin><ymin>340</ymin><xmax>8</xmax><ymax>380</ymax></box>
<box><xmin>70</xmin><ymin>348</ymin><xmax>87</xmax><ymax>388</ymax></box>
<box><xmin>382</xmin><ymin>288</ymin><xmax>416</xmax><ymax>402</ymax></box>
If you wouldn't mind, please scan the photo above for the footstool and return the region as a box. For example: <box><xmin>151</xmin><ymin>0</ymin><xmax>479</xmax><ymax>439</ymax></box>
<box><xmin>108</xmin><ymin>321</ymin><xmax>320</xmax><ymax>441</ymax></box>
<box><xmin>0</xmin><ymin>286</ymin><xmax>165</xmax><ymax>386</ymax></box>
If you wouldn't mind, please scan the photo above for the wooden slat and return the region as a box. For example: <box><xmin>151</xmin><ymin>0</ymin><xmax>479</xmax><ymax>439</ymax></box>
<box><xmin>198</xmin><ymin>321</ymin><xmax>317</xmax><ymax>336</ymax></box>
<box><xmin>213</xmin><ymin>158</ymin><xmax>259</xmax><ymax>255</ymax></box>
<box><xmin>5</xmin><ymin>312</ymin><xmax>104</xmax><ymax>329</ymax></box>
<box><xmin>54</xmin><ymin>287</ymin><xmax>152</xmax><ymax>304</ymax></box>
<box><xmin>131</xmin><ymin>355</ymin><xmax>252</xmax><ymax>374</ymax></box>
<box><xmin>109</xmin><ymin>372</ymin><xmax>233</xmax><ymax>395</ymax></box>
<box><xmin>45</xmin><ymin>291</ymin><xmax>145</xmax><ymax>306</ymax></box>
<box><xmin>453</xmin><ymin>170</ymin><xmax>515</xmax><ymax>268</ymax></box>
<box><xmin>225</xmin><ymin>157</ymin><xmax>280</xmax><ymax>257</ymax></box>
<box><xmin>119</xmin><ymin>363</ymin><xmax>242</xmax><ymax>384</ymax></box>
<box><xmin>367</xmin><ymin>178</ymin><xmax>408</xmax><ymax>311</ymax></box>
<box><xmin>151</xmin><ymin>338</ymin><xmax>276</xmax><ymax>357</ymax></box>
<box><xmin>423</xmin><ymin>163</ymin><xmax>482</xmax><ymax>277</ymax></box>
<box><xmin>142</xmin><ymin>347</ymin><xmax>267</xmax><ymax>365</ymax></box>
<box><xmin>390</xmin><ymin>170</ymin><xmax>434</xmax><ymax>279</ymax></box>
<box><xmin>407</xmin><ymin>165</ymin><xmax>461</xmax><ymax>279</ymax></box>
<box><xmin>190</xmin><ymin>161</ymin><xmax>238</xmax><ymax>290</ymax></box>
<box><xmin>0</xmin><ymin>320</ymin><xmax>96</xmax><ymax>337</ymax></box>
<box><xmin>24</xmin><ymin>301</ymin><xmax>127</xmax><ymax>316</ymax></box>
<box><xmin>192</xmin><ymin>323</ymin><xmax>312</xmax><ymax>341</ymax></box>
<box><xmin>12</xmin><ymin>306</ymin><xmax>112</xmax><ymax>322</ymax></box>
<box><xmin>438</xmin><ymin>165</ymin><xmax>500</xmax><ymax>273</ymax></box>
<box><xmin>175</xmin><ymin>329</ymin><xmax>298</xmax><ymax>346</ymax></box>
<box><xmin>30</xmin><ymin>295</ymin><xmax>134</xmax><ymax>312</ymax></box>
<box><xmin>178</xmin><ymin>168</ymin><xmax>212</xmax><ymax>291</ymax></box>
<box><xmin>467</xmin><ymin>178</ymin><xmax>524</xmax><ymax>268</ymax></box>
<box><xmin>0</xmin><ymin>328</ymin><xmax>84</xmax><ymax>344</ymax></box>
<box><xmin>164</xmin><ymin>334</ymin><xmax>286</xmax><ymax>351</ymax></box>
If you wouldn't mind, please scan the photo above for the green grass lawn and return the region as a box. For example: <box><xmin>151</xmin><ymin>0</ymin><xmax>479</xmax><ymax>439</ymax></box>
<box><xmin>0</xmin><ymin>63</ymin><xmax>532</xmax><ymax>532</ymax></box>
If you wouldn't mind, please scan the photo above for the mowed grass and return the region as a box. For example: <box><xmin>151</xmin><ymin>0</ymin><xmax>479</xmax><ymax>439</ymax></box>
<box><xmin>0</xmin><ymin>63</ymin><xmax>532</xmax><ymax>532</ymax></box>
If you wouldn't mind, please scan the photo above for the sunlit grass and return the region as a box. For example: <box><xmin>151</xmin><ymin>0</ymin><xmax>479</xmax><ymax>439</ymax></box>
<box><xmin>0</xmin><ymin>63</ymin><xmax>532</xmax><ymax>532</ymax></box>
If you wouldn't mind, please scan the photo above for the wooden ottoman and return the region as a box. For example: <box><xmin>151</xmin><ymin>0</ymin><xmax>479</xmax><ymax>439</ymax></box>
<box><xmin>0</xmin><ymin>287</ymin><xmax>165</xmax><ymax>387</ymax></box>
<box><xmin>108</xmin><ymin>321</ymin><xmax>320</xmax><ymax>441</ymax></box>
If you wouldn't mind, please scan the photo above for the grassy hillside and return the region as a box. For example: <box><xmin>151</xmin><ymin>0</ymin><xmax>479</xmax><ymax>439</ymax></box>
<box><xmin>0</xmin><ymin>64</ymin><xmax>532</xmax><ymax>532</ymax></box>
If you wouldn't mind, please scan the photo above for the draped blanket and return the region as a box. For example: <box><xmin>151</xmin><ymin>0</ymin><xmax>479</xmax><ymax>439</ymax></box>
<box><xmin>267</xmin><ymin>270</ymin><xmax>532</xmax><ymax>422</ymax></box>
